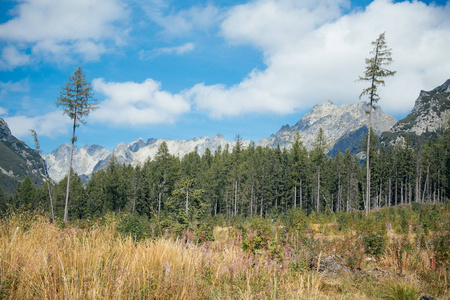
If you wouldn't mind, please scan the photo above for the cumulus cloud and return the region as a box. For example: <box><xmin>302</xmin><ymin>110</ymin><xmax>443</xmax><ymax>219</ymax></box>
<box><xmin>4</xmin><ymin>111</ymin><xmax>72</xmax><ymax>139</ymax></box>
<box><xmin>140</xmin><ymin>1</ymin><xmax>220</xmax><ymax>37</ymax></box>
<box><xmin>91</xmin><ymin>78</ymin><xmax>191</xmax><ymax>125</ymax></box>
<box><xmin>139</xmin><ymin>42</ymin><xmax>195</xmax><ymax>60</ymax></box>
<box><xmin>0</xmin><ymin>79</ymin><xmax>30</xmax><ymax>97</ymax></box>
<box><xmin>188</xmin><ymin>0</ymin><xmax>450</xmax><ymax>118</ymax></box>
<box><xmin>0</xmin><ymin>45</ymin><xmax>31</xmax><ymax>70</ymax></box>
<box><xmin>0</xmin><ymin>0</ymin><xmax>128</xmax><ymax>68</ymax></box>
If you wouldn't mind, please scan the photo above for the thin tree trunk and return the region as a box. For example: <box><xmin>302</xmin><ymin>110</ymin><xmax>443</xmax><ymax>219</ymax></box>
<box><xmin>158</xmin><ymin>192</ymin><xmax>161</xmax><ymax>214</ymax></box>
<box><xmin>294</xmin><ymin>185</ymin><xmax>297</xmax><ymax>208</ymax></box>
<box><xmin>388</xmin><ymin>177</ymin><xmax>392</xmax><ymax>207</ymax></box>
<box><xmin>317</xmin><ymin>167</ymin><xmax>320</xmax><ymax>212</ymax></box>
<box><xmin>300</xmin><ymin>179</ymin><xmax>303</xmax><ymax>209</ymax></box>
<box><xmin>234</xmin><ymin>180</ymin><xmax>238</xmax><ymax>216</ymax></box>
<box><xmin>366</xmin><ymin>109</ymin><xmax>372</xmax><ymax>216</ymax></box>
<box><xmin>185</xmin><ymin>186</ymin><xmax>189</xmax><ymax>215</ymax></box>
<box><xmin>260</xmin><ymin>196</ymin><xmax>263</xmax><ymax>217</ymax></box>
<box><xmin>64</xmin><ymin>118</ymin><xmax>77</xmax><ymax>224</ymax></box>
<box><xmin>250</xmin><ymin>183</ymin><xmax>254</xmax><ymax>217</ymax></box>
<box><xmin>395</xmin><ymin>177</ymin><xmax>398</xmax><ymax>206</ymax></box>
<box><xmin>401</xmin><ymin>180</ymin><xmax>404</xmax><ymax>205</ymax></box>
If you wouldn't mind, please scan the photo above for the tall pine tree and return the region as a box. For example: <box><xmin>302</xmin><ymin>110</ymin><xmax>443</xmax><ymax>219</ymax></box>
<box><xmin>358</xmin><ymin>32</ymin><xmax>395</xmax><ymax>216</ymax></box>
<box><xmin>56</xmin><ymin>67</ymin><xmax>97</xmax><ymax>223</ymax></box>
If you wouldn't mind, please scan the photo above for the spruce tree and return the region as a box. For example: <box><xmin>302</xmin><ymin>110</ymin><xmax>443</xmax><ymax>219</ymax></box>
<box><xmin>311</xmin><ymin>128</ymin><xmax>327</xmax><ymax>212</ymax></box>
<box><xmin>30</xmin><ymin>129</ymin><xmax>55</xmax><ymax>222</ymax></box>
<box><xmin>56</xmin><ymin>67</ymin><xmax>97</xmax><ymax>224</ymax></box>
<box><xmin>358</xmin><ymin>32</ymin><xmax>395</xmax><ymax>216</ymax></box>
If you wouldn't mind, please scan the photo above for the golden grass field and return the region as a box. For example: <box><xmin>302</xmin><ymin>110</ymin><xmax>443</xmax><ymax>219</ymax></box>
<box><xmin>0</xmin><ymin>211</ymin><xmax>448</xmax><ymax>299</ymax></box>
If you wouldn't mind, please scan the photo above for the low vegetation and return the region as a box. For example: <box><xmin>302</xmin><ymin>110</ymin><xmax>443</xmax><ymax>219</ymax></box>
<box><xmin>1</xmin><ymin>203</ymin><xmax>448</xmax><ymax>299</ymax></box>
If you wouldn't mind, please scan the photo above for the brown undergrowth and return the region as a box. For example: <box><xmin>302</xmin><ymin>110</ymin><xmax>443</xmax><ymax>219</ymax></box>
<box><xmin>0</xmin><ymin>207</ymin><xmax>448</xmax><ymax>299</ymax></box>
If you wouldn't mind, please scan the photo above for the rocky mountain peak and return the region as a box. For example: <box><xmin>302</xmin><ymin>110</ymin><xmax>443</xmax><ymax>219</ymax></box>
<box><xmin>387</xmin><ymin>79</ymin><xmax>450</xmax><ymax>138</ymax></box>
<box><xmin>0</xmin><ymin>118</ymin><xmax>45</xmax><ymax>195</ymax></box>
<box><xmin>258</xmin><ymin>100</ymin><xmax>397</xmax><ymax>152</ymax></box>
<box><xmin>0</xmin><ymin>118</ymin><xmax>13</xmax><ymax>142</ymax></box>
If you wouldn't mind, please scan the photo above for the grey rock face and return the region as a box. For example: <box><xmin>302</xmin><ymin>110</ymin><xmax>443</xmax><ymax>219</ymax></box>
<box><xmin>0</xmin><ymin>118</ymin><xmax>45</xmax><ymax>195</ymax></box>
<box><xmin>257</xmin><ymin>100</ymin><xmax>397</xmax><ymax>152</ymax></box>
<box><xmin>388</xmin><ymin>79</ymin><xmax>450</xmax><ymax>137</ymax></box>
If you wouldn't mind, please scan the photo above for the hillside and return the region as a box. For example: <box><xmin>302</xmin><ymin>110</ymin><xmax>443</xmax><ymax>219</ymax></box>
<box><xmin>0</xmin><ymin>118</ymin><xmax>45</xmax><ymax>196</ymax></box>
<box><xmin>382</xmin><ymin>79</ymin><xmax>450</xmax><ymax>144</ymax></box>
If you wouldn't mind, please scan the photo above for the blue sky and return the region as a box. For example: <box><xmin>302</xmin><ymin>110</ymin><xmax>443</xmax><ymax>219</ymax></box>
<box><xmin>0</xmin><ymin>0</ymin><xmax>449</xmax><ymax>154</ymax></box>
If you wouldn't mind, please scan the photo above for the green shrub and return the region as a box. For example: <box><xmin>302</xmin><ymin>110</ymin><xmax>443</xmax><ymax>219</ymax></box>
<box><xmin>242</xmin><ymin>217</ymin><xmax>274</xmax><ymax>254</ymax></box>
<box><xmin>433</xmin><ymin>232</ymin><xmax>450</xmax><ymax>267</ymax></box>
<box><xmin>385</xmin><ymin>282</ymin><xmax>419</xmax><ymax>300</ymax></box>
<box><xmin>116</xmin><ymin>213</ymin><xmax>152</xmax><ymax>241</ymax></box>
<box><xmin>283</xmin><ymin>208</ymin><xmax>309</xmax><ymax>234</ymax></box>
<box><xmin>362</xmin><ymin>233</ymin><xmax>386</xmax><ymax>258</ymax></box>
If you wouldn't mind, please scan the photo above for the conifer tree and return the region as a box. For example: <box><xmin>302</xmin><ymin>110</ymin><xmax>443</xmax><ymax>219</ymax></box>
<box><xmin>311</xmin><ymin>128</ymin><xmax>327</xmax><ymax>212</ymax></box>
<box><xmin>358</xmin><ymin>32</ymin><xmax>395</xmax><ymax>216</ymax></box>
<box><xmin>30</xmin><ymin>129</ymin><xmax>54</xmax><ymax>222</ymax></box>
<box><xmin>56</xmin><ymin>67</ymin><xmax>97</xmax><ymax>223</ymax></box>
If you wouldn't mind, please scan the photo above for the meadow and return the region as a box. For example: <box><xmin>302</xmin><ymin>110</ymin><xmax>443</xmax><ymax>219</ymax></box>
<box><xmin>0</xmin><ymin>203</ymin><xmax>448</xmax><ymax>299</ymax></box>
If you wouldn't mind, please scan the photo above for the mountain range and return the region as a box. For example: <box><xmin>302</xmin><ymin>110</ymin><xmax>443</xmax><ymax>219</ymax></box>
<box><xmin>44</xmin><ymin>100</ymin><xmax>397</xmax><ymax>183</ymax></box>
<box><xmin>1</xmin><ymin>79</ymin><xmax>448</xmax><ymax>187</ymax></box>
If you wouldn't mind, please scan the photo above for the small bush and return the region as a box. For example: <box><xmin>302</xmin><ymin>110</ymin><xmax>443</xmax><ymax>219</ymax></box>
<box><xmin>385</xmin><ymin>282</ymin><xmax>419</xmax><ymax>300</ymax></box>
<box><xmin>116</xmin><ymin>213</ymin><xmax>152</xmax><ymax>241</ymax></box>
<box><xmin>433</xmin><ymin>232</ymin><xmax>450</xmax><ymax>267</ymax></box>
<box><xmin>242</xmin><ymin>217</ymin><xmax>274</xmax><ymax>254</ymax></box>
<box><xmin>363</xmin><ymin>233</ymin><xmax>386</xmax><ymax>258</ymax></box>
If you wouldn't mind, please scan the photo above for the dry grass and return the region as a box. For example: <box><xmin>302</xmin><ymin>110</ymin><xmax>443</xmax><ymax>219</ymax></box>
<box><xmin>1</xmin><ymin>212</ymin><xmax>448</xmax><ymax>299</ymax></box>
<box><xmin>0</xmin><ymin>213</ymin><xmax>327</xmax><ymax>299</ymax></box>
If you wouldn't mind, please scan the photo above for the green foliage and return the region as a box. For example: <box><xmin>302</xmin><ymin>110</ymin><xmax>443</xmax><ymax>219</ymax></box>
<box><xmin>242</xmin><ymin>217</ymin><xmax>275</xmax><ymax>254</ymax></box>
<box><xmin>116</xmin><ymin>213</ymin><xmax>153</xmax><ymax>241</ymax></box>
<box><xmin>362</xmin><ymin>233</ymin><xmax>386</xmax><ymax>258</ymax></box>
<box><xmin>385</xmin><ymin>282</ymin><xmax>419</xmax><ymax>300</ymax></box>
<box><xmin>283</xmin><ymin>208</ymin><xmax>309</xmax><ymax>234</ymax></box>
<box><xmin>433</xmin><ymin>232</ymin><xmax>450</xmax><ymax>267</ymax></box>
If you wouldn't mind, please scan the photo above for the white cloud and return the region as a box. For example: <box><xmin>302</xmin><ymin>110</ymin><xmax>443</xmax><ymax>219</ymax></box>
<box><xmin>140</xmin><ymin>2</ymin><xmax>220</xmax><ymax>37</ymax></box>
<box><xmin>0</xmin><ymin>107</ymin><xmax>7</xmax><ymax>116</ymax></box>
<box><xmin>91</xmin><ymin>78</ymin><xmax>191</xmax><ymax>125</ymax></box>
<box><xmin>139</xmin><ymin>42</ymin><xmax>195</xmax><ymax>59</ymax></box>
<box><xmin>188</xmin><ymin>0</ymin><xmax>450</xmax><ymax>118</ymax></box>
<box><xmin>4</xmin><ymin>111</ymin><xmax>72</xmax><ymax>139</ymax></box>
<box><xmin>0</xmin><ymin>0</ymin><xmax>128</xmax><ymax>68</ymax></box>
<box><xmin>0</xmin><ymin>79</ymin><xmax>30</xmax><ymax>97</ymax></box>
<box><xmin>0</xmin><ymin>45</ymin><xmax>31</xmax><ymax>70</ymax></box>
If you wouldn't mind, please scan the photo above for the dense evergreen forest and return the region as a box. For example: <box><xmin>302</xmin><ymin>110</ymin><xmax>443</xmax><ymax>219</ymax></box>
<box><xmin>2</xmin><ymin>123</ymin><xmax>449</xmax><ymax>225</ymax></box>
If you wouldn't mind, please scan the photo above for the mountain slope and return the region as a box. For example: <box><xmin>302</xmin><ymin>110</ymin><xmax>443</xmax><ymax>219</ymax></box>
<box><xmin>382</xmin><ymin>79</ymin><xmax>450</xmax><ymax>144</ymax></box>
<box><xmin>44</xmin><ymin>134</ymin><xmax>252</xmax><ymax>182</ymax></box>
<box><xmin>44</xmin><ymin>100</ymin><xmax>398</xmax><ymax>182</ymax></box>
<box><xmin>0</xmin><ymin>118</ymin><xmax>45</xmax><ymax>196</ymax></box>
<box><xmin>257</xmin><ymin>100</ymin><xmax>397</xmax><ymax>153</ymax></box>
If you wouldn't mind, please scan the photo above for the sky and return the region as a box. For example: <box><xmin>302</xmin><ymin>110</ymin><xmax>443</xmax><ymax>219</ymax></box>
<box><xmin>0</xmin><ymin>0</ymin><xmax>449</xmax><ymax>154</ymax></box>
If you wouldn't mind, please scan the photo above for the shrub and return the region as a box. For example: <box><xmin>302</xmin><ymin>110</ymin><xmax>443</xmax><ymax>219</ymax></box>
<box><xmin>362</xmin><ymin>233</ymin><xmax>386</xmax><ymax>258</ymax></box>
<box><xmin>242</xmin><ymin>217</ymin><xmax>274</xmax><ymax>254</ymax></box>
<box><xmin>385</xmin><ymin>282</ymin><xmax>419</xmax><ymax>300</ymax></box>
<box><xmin>116</xmin><ymin>213</ymin><xmax>152</xmax><ymax>241</ymax></box>
<box><xmin>433</xmin><ymin>232</ymin><xmax>450</xmax><ymax>267</ymax></box>
<box><xmin>283</xmin><ymin>208</ymin><xmax>309</xmax><ymax>234</ymax></box>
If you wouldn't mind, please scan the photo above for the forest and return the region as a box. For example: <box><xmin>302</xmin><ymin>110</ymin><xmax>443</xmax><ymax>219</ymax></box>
<box><xmin>2</xmin><ymin>124</ymin><xmax>449</xmax><ymax>227</ymax></box>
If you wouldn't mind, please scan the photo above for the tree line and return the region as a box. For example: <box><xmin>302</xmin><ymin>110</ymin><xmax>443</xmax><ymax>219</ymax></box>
<box><xmin>2</xmin><ymin>124</ymin><xmax>449</xmax><ymax>224</ymax></box>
